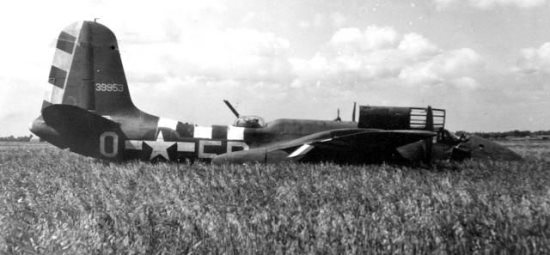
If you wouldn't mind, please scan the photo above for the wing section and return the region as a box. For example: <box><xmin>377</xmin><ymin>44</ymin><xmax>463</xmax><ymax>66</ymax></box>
<box><xmin>212</xmin><ymin>128</ymin><xmax>435</xmax><ymax>164</ymax></box>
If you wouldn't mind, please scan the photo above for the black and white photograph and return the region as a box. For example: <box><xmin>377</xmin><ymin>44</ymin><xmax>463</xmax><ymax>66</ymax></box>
<box><xmin>0</xmin><ymin>0</ymin><xmax>549</xmax><ymax>253</ymax></box>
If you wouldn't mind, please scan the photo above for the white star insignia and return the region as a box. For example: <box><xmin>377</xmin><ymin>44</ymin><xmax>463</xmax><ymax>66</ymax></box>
<box><xmin>144</xmin><ymin>132</ymin><xmax>175</xmax><ymax>160</ymax></box>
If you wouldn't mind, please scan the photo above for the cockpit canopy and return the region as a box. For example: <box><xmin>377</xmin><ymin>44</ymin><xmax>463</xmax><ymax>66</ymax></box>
<box><xmin>233</xmin><ymin>115</ymin><xmax>266</xmax><ymax>128</ymax></box>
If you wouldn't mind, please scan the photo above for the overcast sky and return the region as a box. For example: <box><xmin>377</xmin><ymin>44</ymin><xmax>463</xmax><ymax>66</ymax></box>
<box><xmin>1</xmin><ymin>0</ymin><xmax>550</xmax><ymax>136</ymax></box>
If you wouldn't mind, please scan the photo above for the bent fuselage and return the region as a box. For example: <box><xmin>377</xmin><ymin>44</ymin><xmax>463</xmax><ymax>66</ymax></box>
<box><xmin>30</xmin><ymin>20</ymin><xmax>523</xmax><ymax>165</ymax></box>
<box><xmin>31</xmin><ymin>106</ymin><xmax>360</xmax><ymax>162</ymax></box>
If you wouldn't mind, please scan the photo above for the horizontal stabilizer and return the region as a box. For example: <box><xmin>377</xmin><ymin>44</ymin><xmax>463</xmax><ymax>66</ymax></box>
<box><xmin>42</xmin><ymin>105</ymin><xmax>119</xmax><ymax>130</ymax></box>
<box><xmin>39</xmin><ymin>105</ymin><xmax>124</xmax><ymax>159</ymax></box>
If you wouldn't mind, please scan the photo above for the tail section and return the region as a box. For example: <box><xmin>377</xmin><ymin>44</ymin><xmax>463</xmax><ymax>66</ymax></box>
<box><xmin>43</xmin><ymin>21</ymin><xmax>137</xmax><ymax>115</ymax></box>
<box><xmin>40</xmin><ymin>105</ymin><xmax>125</xmax><ymax>160</ymax></box>
<box><xmin>32</xmin><ymin>20</ymin><xmax>159</xmax><ymax>160</ymax></box>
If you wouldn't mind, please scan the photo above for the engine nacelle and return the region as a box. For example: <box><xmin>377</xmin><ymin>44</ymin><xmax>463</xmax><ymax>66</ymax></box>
<box><xmin>358</xmin><ymin>106</ymin><xmax>445</xmax><ymax>130</ymax></box>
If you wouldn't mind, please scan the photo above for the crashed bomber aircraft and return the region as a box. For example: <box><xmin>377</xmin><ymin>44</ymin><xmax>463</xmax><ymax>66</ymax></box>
<box><xmin>30</xmin><ymin>21</ymin><xmax>521</xmax><ymax>164</ymax></box>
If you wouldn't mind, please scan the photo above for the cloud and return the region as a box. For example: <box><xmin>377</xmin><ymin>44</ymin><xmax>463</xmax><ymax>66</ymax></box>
<box><xmin>398</xmin><ymin>33</ymin><xmax>440</xmax><ymax>58</ymax></box>
<box><xmin>291</xmin><ymin>26</ymin><xmax>482</xmax><ymax>89</ymax></box>
<box><xmin>330</xmin><ymin>12</ymin><xmax>348</xmax><ymax>28</ymax></box>
<box><xmin>298</xmin><ymin>12</ymin><xmax>348</xmax><ymax>30</ymax></box>
<box><xmin>434</xmin><ymin>0</ymin><xmax>547</xmax><ymax>9</ymax></box>
<box><xmin>123</xmin><ymin>28</ymin><xmax>293</xmax><ymax>84</ymax></box>
<box><xmin>123</xmin><ymin>24</ymin><xmax>485</xmax><ymax>127</ymax></box>
<box><xmin>329</xmin><ymin>26</ymin><xmax>398</xmax><ymax>52</ymax></box>
<box><xmin>515</xmin><ymin>42</ymin><xmax>550</xmax><ymax>74</ymax></box>
<box><xmin>0</xmin><ymin>77</ymin><xmax>43</xmax><ymax>136</ymax></box>
<box><xmin>399</xmin><ymin>48</ymin><xmax>482</xmax><ymax>87</ymax></box>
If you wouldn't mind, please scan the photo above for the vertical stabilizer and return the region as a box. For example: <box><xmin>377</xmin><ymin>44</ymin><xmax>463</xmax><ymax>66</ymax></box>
<box><xmin>43</xmin><ymin>21</ymin><xmax>137</xmax><ymax>115</ymax></box>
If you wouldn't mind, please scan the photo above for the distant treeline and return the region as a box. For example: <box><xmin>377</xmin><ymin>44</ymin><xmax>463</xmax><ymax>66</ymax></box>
<box><xmin>468</xmin><ymin>130</ymin><xmax>550</xmax><ymax>140</ymax></box>
<box><xmin>0</xmin><ymin>135</ymin><xmax>33</xmax><ymax>142</ymax></box>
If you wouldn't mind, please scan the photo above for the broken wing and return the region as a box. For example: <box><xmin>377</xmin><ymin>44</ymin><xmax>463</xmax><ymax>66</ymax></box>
<box><xmin>212</xmin><ymin>129</ymin><xmax>435</xmax><ymax>164</ymax></box>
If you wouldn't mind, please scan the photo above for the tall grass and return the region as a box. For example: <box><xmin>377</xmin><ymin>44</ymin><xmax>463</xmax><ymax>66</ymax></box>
<box><xmin>0</xmin><ymin>143</ymin><xmax>549</xmax><ymax>254</ymax></box>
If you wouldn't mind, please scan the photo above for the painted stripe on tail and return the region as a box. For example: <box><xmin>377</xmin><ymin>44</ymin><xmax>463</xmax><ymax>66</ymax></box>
<box><xmin>49</xmin><ymin>86</ymin><xmax>64</xmax><ymax>104</ymax></box>
<box><xmin>48</xmin><ymin>66</ymin><xmax>67</xmax><ymax>88</ymax></box>
<box><xmin>56</xmin><ymin>32</ymin><xmax>76</xmax><ymax>53</ymax></box>
<box><xmin>51</xmin><ymin>49</ymin><xmax>72</xmax><ymax>71</ymax></box>
<box><xmin>42</xmin><ymin>21</ymin><xmax>83</xmax><ymax>108</ymax></box>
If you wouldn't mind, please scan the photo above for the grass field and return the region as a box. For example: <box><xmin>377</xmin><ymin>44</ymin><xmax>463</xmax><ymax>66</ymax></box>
<box><xmin>1</xmin><ymin>141</ymin><xmax>549</xmax><ymax>254</ymax></box>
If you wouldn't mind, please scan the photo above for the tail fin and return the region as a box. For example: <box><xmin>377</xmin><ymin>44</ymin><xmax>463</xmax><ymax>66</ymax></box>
<box><xmin>43</xmin><ymin>21</ymin><xmax>137</xmax><ymax>115</ymax></box>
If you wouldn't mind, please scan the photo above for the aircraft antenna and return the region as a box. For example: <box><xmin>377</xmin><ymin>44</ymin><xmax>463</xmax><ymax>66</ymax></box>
<box><xmin>426</xmin><ymin>105</ymin><xmax>434</xmax><ymax>131</ymax></box>
<box><xmin>424</xmin><ymin>105</ymin><xmax>434</xmax><ymax>165</ymax></box>
<box><xmin>223</xmin><ymin>99</ymin><xmax>240</xmax><ymax>118</ymax></box>
<box><xmin>351</xmin><ymin>102</ymin><xmax>356</xmax><ymax>122</ymax></box>
<box><xmin>334</xmin><ymin>108</ymin><xmax>341</xmax><ymax>122</ymax></box>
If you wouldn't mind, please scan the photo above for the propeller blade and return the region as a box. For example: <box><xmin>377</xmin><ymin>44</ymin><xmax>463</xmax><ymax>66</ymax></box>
<box><xmin>223</xmin><ymin>99</ymin><xmax>240</xmax><ymax>118</ymax></box>
<box><xmin>352</xmin><ymin>102</ymin><xmax>356</xmax><ymax>122</ymax></box>
<box><xmin>334</xmin><ymin>108</ymin><xmax>341</xmax><ymax>122</ymax></box>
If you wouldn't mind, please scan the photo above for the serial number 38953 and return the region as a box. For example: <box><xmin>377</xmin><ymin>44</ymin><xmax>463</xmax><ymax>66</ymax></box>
<box><xmin>95</xmin><ymin>83</ymin><xmax>124</xmax><ymax>92</ymax></box>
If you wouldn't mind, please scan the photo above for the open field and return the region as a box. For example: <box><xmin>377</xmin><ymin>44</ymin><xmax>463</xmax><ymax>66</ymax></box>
<box><xmin>1</xmin><ymin>141</ymin><xmax>549</xmax><ymax>254</ymax></box>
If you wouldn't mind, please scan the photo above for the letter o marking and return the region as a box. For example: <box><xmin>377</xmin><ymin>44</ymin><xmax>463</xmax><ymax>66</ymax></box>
<box><xmin>99</xmin><ymin>131</ymin><xmax>119</xmax><ymax>158</ymax></box>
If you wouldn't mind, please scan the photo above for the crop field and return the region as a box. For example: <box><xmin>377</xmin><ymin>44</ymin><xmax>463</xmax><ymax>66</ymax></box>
<box><xmin>0</xmin><ymin>140</ymin><xmax>549</xmax><ymax>254</ymax></box>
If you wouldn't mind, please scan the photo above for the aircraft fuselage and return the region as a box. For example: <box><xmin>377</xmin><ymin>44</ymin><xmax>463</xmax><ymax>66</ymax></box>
<box><xmin>31</xmin><ymin>107</ymin><xmax>358</xmax><ymax>162</ymax></box>
<box><xmin>30</xmin><ymin>20</ymin><xmax>523</xmax><ymax>165</ymax></box>
<box><xmin>109</xmin><ymin>116</ymin><xmax>358</xmax><ymax>162</ymax></box>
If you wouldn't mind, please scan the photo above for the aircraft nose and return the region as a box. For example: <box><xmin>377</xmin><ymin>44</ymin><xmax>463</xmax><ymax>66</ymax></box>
<box><xmin>458</xmin><ymin>135</ymin><xmax>522</xmax><ymax>161</ymax></box>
